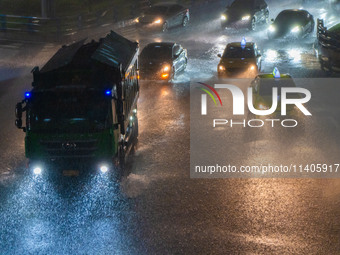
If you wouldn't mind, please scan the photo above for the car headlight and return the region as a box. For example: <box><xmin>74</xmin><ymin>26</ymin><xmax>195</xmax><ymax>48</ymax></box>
<box><xmin>221</xmin><ymin>14</ymin><xmax>227</xmax><ymax>20</ymax></box>
<box><xmin>218</xmin><ymin>65</ymin><xmax>226</xmax><ymax>71</ymax></box>
<box><xmin>291</xmin><ymin>26</ymin><xmax>301</xmax><ymax>33</ymax></box>
<box><xmin>135</xmin><ymin>18</ymin><xmax>139</xmax><ymax>23</ymax></box>
<box><xmin>259</xmin><ymin>103</ymin><xmax>269</xmax><ymax>110</ymax></box>
<box><xmin>154</xmin><ymin>19</ymin><xmax>162</xmax><ymax>24</ymax></box>
<box><xmin>99</xmin><ymin>164</ymin><xmax>109</xmax><ymax>173</ymax></box>
<box><xmin>249</xmin><ymin>65</ymin><xmax>255</xmax><ymax>71</ymax></box>
<box><xmin>269</xmin><ymin>24</ymin><xmax>276</xmax><ymax>32</ymax></box>
<box><xmin>242</xmin><ymin>15</ymin><xmax>251</xmax><ymax>21</ymax></box>
<box><xmin>162</xmin><ymin>64</ymin><xmax>171</xmax><ymax>72</ymax></box>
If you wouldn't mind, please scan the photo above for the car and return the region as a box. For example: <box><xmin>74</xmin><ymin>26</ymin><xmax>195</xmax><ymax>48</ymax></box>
<box><xmin>268</xmin><ymin>9</ymin><xmax>314</xmax><ymax>39</ymax></box>
<box><xmin>136</xmin><ymin>3</ymin><xmax>189</xmax><ymax>32</ymax></box>
<box><xmin>217</xmin><ymin>38</ymin><xmax>262</xmax><ymax>77</ymax></box>
<box><xmin>220</xmin><ymin>0</ymin><xmax>269</xmax><ymax>31</ymax></box>
<box><xmin>139</xmin><ymin>42</ymin><xmax>188</xmax><ymax>80</ymax></box>
<box><xmin>314</xmin><ymin>19</ymin><xmax>340</xmax><ymax>74</ymax></box>
<box><xmin>250</xmin><ymin>68</ymin><xmax>297</xmax><ymax>115</ymax></box>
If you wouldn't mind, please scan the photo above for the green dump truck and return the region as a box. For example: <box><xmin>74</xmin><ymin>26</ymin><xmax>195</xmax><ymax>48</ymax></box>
<box><xmin>315</xmin><ymin>19</ymin><xmax>340</xmax><ymax>74</ymax></box>
<box><xmin>15</xmin><ymin>31</ymin><xmax>139</xmax><ymax>178</ymax></box>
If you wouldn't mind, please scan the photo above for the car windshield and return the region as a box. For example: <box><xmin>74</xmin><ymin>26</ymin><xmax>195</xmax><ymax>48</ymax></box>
<box><xmin>141</xmin><ymin>45</ymin><xmax>172</xmax><ymax>60</ymax></box>
<box><xmin>259</xmin><ymin>78</ymin><xmax>296</xmax><ymax>96</ymax></box>
<box><xmin>145</xmin><ymin>6</ymin><xmax>168</xmax><ymax>15</ymax></box>
<box><xmin>275</xmin><ymin>11</ymin><xmax>307</xmax><ymax>24</ymax></box>
<box><xmin>29</xmin><ymin>90</ymin><xmax>111</xmax><ymax>133</ymax></box>
<box><xmin>230</xmin><ymin>0</ymin><xmax>254</xmax><ymax>9</ymax></box>
<box><xmin>223</xmin><ymin>46</ymin><xmax>255</xmax><ymax>58</ymax></box>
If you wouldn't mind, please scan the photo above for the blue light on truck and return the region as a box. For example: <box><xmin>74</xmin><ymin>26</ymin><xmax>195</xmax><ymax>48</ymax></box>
<box><xmin>25</xmin><ymin>92</ymin><xmax>31</xmax><ymax>98</ymax></box>
<box><xmin>105</xmin><ymin>90</ymin><xmax>111</xmax><ymax>95</ymax></box>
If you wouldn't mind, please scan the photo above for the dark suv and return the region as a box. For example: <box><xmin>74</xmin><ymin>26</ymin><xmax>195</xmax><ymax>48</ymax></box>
<box><xmin>220</xmin><ymin>0</ymin><xmax>269</xmax><ymax>30</ymax></box>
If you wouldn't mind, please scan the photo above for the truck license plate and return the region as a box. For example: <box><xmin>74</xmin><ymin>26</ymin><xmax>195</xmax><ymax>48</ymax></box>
<box><xmin>62</xmin><ymin>170</ymin><xmax>80</xmax><ymax>177</ymax></box>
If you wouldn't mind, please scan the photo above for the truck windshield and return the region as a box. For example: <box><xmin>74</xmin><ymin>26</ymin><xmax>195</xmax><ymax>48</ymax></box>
<box><xmin>29</xmin><ymin>90</ymin><xmax>111</xmax><ymax>133</ymax></box>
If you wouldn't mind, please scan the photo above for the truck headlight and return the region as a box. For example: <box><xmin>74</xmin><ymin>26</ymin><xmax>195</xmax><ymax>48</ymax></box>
<box><xmin>33</xmin><ymin>167</ymin><xmax>42</xmax><ymax>175</ymax></box>
<box><xmin>291</xmin><ymin>26</ymin><xmax>301</xmax><ymax>33</ymax></box>
<box><xmin>221</xmin><ymin>14</ymin><xmax>227</xmax><ymax>20</ymax></box>
<box><xmin>100</xmin><ymin>165</ymin><xmax>109</xmax><ymax>173</ymax></box>
<box><xmin>249</xmin><ymin>65</ymin><xmax>255</xmax><ymax>71</ymax></box>
<box><xmin>242</xmin><ymin>15</ymin><xmax>251</xmax><ymax>21</ymax></box>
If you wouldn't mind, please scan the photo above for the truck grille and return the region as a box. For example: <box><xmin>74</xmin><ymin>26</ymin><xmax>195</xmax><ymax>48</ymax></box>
<box><xmin>40</xmin><ymin>139</ymin><xmax>98</xmax><ymax>158</ymax></box>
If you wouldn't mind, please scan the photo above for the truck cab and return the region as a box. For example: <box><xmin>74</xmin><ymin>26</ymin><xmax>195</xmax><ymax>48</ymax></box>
<box><xmin>15</xmin><ymin>31</ymin><xmax>139</xmax><ymax>179</ymax></box>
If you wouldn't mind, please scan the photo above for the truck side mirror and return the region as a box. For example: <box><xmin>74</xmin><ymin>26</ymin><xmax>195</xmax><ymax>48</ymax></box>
<box><xmin>15</xmin><ymin>102</ymin><xmax>26</xmax><ymax>132</ymax></box>
<box><xmin>217</xmin><ymin>54</ymin><xmax>222</xmax><ymax>58</ymax></box>
<box><xmin>271</xmin><ymin>18</ymin><xmax>274</xmax><ymax>22</ymax></box>
<box><xmin>15</xmin><ymin>103</ymin><xmax>22</xmax><ymax>119</ymax></box>
<box><xmin>15</xmin><ymin>119</ymin><xmax>22</xmax><ymax>129</ymax></box>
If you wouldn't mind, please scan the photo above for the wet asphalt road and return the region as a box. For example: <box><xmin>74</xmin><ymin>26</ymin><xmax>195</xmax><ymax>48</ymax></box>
<box><xmin>0</xmin><ymin>0</ymin><xmax>340</xmax><ymax>254</ymax></box>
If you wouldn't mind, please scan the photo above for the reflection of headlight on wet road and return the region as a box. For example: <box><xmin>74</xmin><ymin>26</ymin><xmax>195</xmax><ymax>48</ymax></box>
<box><xmin>288</xmin><ymin>49</ymin><xmax>301</xmax><ymax>63</ymax></box>
<box><xmin>266</xmin><ymin>49</ymin><xmax>278</xmax><ymax>62</ymax></box>
<box><xmin>291</xmin><ymin>26</ymin><xmax>301</xmax><ymax>33</ymax></box>
<box><xmin>221</xmin><ymin>14</ymin><xmax>227</xmax><ymax>20</ymax></box>
<box><xmin>242</xmin><ymin>15</ymin><xmax>250</xmax><ymax>21</ymax></box>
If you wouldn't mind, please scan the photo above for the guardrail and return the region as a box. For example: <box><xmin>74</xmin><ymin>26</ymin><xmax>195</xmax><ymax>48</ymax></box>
<box><xmin>317</xmin><ymin>18</ymin><xmax>340</xmax><ymax>51</ymax></box>
<box><xmin>0</xmin><ymin>8</ymin><xmax>123</xmax><ymax>42</ymax></box>
<box><xmin>0</xmin><ymin>0</ymin><xmax>221</xmax><ymax>43</ymax></box>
